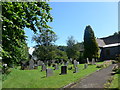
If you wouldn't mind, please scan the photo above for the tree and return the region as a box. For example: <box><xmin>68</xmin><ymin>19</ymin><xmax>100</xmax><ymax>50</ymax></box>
<box><xmin>83</xmin><ymin>25</ymin><xmax>99</xmax><ymax>61</ymax></box>
<box><xmin>2</xmin><ymin>2</ymin><xmax>53</xmax><ymax>66</ymax></box>
<box><xmin>66</xmin><ymin>36</ymin><xmax>80</xmax><ymax>60</ymax></box>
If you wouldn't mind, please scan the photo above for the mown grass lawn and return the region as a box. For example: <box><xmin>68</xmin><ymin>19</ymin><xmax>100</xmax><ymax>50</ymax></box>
<box><xmin>3</xmin><ymin>62</ymin><xmax>103</xmax><ymax>88</ymax></box>
<box><xmin>109</xmin><ymin>69</ymin><xmax>120</xmax><ymax>89</ymax></box>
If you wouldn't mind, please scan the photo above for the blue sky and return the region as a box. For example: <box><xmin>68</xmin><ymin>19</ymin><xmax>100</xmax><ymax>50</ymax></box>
<box><xmin>25</xmin><ymin>2</ymin><xmax>118</xmax><ymax>47</ymax></box>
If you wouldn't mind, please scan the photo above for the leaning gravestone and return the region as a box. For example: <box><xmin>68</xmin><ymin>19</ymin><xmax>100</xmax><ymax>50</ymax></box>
<box><xmin>87</xmin><ymin>58</ymin><xmax>90</xmax><ymax>64</ymax></box>
<box><xmin>29</xmin><ymin>59</ymin><xmax>34</xmax><ymax>70</ymax></box>
<box><xmin>41</xmin><ymin>64</ymin><xmax>46</xmax><ymax>71</ymax></box>
<box><xmin>60</xmin><ymin>66</ymin><xmax>67</xmax><ymax>75</ymax></box>
<box><xmin>46</xmin><ymin>68</ymin><xmax>53</xmax><ymax>77</ymax></box>
<box><xmin>84</xmin><ymin>63</ymin><xmax>88</xmax><ymax>69</ymax></box>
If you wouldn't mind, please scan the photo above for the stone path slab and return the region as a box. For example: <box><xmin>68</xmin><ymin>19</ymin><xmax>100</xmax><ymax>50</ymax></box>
<box><xmin>71</xmin><ymin>64</ymin><xmax>114</xmax><ymax>88</ymax></box>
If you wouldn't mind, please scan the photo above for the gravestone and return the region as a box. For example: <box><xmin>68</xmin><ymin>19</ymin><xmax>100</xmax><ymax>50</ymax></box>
<box><xmin>92</xmin><ymin>58</ymin><xmax>96</xmax><ymax>65</ymax></box>
<box><xmin>84</xmin><ymin>63</ymin><xmax>88</xmax><ymax>69</ymax></box>
<box><xmin>73</xmin><ymin>67</ymin><xmax>78</xmax><ymax>73</ymax></box>
<box><xmin>37</xmin><ymin>60</ymin><xmax>40</xmax><ymax>66</ymax></box>
<box><xmin>46</xmin><ymin>68</ymin><xmax>53</xmax><ymax>77</ymax></box>
<box><xmin>77</xmin><ymin>62</ymin><xmax>79</xmax><ymax>65</ymax></box>
<box><xmin>54</xmin><ymin>64</ymin><xmax>59</xmax><ymax>70</ymax></box>
<box><xmin>87</xmin><ymin>58</ymin><xmax>90</xmax><ymax>64</ymax></box>
<box><xmin>73</xmin><ymin>60</ymin><xmax>78</xmax><ymax>68</ymax></box>
<box><xmin>21</xmin><ymin>61</ymin><xmax>28</xmax><ymax>70</ymax></box>
<box><xmin>38</xmin><ymin>61</ymin><xmax>43</xmax><ymax>66</ymax></box>
<box><xmin>41</xmin><ymin>64</ymin><xmax>46</xmax><ymax>71</ymax></box>
<box><xmin>29</xmin><ymin>59</ymin><xmax>34</xmax><ymax>70</ymax></box>
<box><xmin>60</xmin><ymin>66</ymin><xmax>67</xmax><ymax>75</ymax></box>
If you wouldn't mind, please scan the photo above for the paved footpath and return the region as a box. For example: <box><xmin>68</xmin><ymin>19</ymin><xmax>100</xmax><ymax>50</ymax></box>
<box><xmin>70</xmin><ymin>64</ymin><xmax>115</xmax><ymax>88</ymax></box>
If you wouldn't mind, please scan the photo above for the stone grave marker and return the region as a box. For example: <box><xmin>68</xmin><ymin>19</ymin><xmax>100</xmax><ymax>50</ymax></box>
<box><xmin>41</xmin><ymin>64</ymin><xmax>46</xmax><ymax>71</ymax></box>
<box><xmin>46</xmin><ymin>68</ymin><xmax>53</xmax><ymax>77</ymax></box>
<box><xmin>73</xmin><ymin>60</ymin><xmax>78</xmax><ymax>68</ymax></box>
<box><xmin>73</xmin><ymin>67</ymin><xmax>78</xmax><ymax>73</ymax></box>
<box><xmin>29</xmin><ymin>59</ymin><xmax>34</xmax><ymax>70</ymax></box>
<box><xmin>92</xmin><ymin>58</ymin><xmax>96</xmax><ymax>65</ymax></box>
<box><xmin>60</xmin><ymin>66</ymin><xmax>67</xmax><ymax>75</ymax></box>
<box><xmin>73</xmin><ymin>60</ymin><xmax>79</xmax><ymax>73</ymax></box>
<box><xmin>54</xmin><ymin>64</ymin><xmax>59</xmax><ymax>70</ymax></box>
<box><xmin>84</xmin><ymin>63</ymin><xmax>88</xmax><ymax>69</ymax></box>
<box><xmin>87</xmin><ymin>58</ymin><xmax>90</xmax><ymax>64</ymax></box>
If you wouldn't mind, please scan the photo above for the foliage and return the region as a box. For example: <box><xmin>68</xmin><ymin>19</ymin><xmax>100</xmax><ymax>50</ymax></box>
<box><xmin>66</xmin><ymin>36</ymin><xmax>80</xmax><ymax>60</ymax></box>
<box><xmin>33</xmin><ymin>45</ymin><xmax>68</xmax><ymax>61</ymax></box>
<box><xmin>32</xmin><ymin>29</ymin><xmax>57</xmax><ymax>46</ymax></box>
<box><xmin>83</xmin><ymin>25</ymin><xmax>100</xmax><ymax>61</ymax></box>
<box><xmin>2</xmin><ymin>2</ymin><xmax>53</xmax><ymax>66</ymax></box>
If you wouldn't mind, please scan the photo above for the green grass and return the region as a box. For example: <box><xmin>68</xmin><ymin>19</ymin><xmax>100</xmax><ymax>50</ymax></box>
<box><xmin>3</xmin><ymin>63</ymin><xmax>102</xmax><ymax>88</ymax></box>
<box><xmin>109</xmin><ymin>69</ymin><xmax>120</xmax><ymax>89</ymax></box>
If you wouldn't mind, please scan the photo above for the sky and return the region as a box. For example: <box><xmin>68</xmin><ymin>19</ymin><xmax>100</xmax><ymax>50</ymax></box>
<box><xmin>25</xmin><ymin>2</ymin><xmax>118</xmax><ymax>47</ymax></box>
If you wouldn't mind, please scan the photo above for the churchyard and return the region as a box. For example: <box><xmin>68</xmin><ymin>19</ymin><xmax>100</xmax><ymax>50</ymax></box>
<box><xmin>2</xmin><ymin>59</ymin><xmax>105</xmax><ymax>88</ymax></box>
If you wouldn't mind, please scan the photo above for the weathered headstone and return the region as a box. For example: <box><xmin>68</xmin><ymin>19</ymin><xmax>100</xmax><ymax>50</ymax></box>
<box><xmin>29</xmin><ymin>59</ymin><xmax>34</xmax><ymax>69</ymax></box>
<box><xmin>46</xmin><ymin>68</ymin><xmax>53</xmax><ymax>77</ymax></box>
<box><xmin>84</xmin><ymin>63</ymin><xmax>88</xmax><ymax>69</ymax></box>
<box><xmin>41</xmin><ymin>64</ymin><xmax>46</xmax><ymax>71</ymax></box>
<box><xmin>73</xmin><ymin>67</ymin><xmax>78</xmax><ymax>73</ymax></box>
<box><xmin>73</xmin><ymin>60</ymin><xmax>78</xmax><ymax>68</ymax></box>
<box><xmin>21</xmin><ymin>61</ymin><xmax>28</xmax><ymax>70</ymax></box>
<box><xmin>87</xmin><ymin>58</ymin><xmax>90</xmax><ymax>64</ymax></box>
<box><xmin>60</xmin><ymin>66</ymin><xmax>67</xmax><ymax>75</ymax></box>
<box><xmin>92</xmin><ymin>58</ymin><xmax>96</xmax><ymax>65</ymax></box>
<box><xmin>38</xmin><ymin>61</ymin><xmax>43</xmax><ymax>66</ymax></box>
<box><xmin>54</xmin><ymin>64</ymin><xmax>59</xmax><ymax>70</ymax></box>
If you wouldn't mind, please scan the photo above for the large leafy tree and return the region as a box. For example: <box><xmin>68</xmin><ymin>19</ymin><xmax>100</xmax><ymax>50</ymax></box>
<box><xmin>66</xmin><ymin>36</ymin><xmax>80</xmax><ymax>60</ymax></box>
<box><xmin>83</xmin><ymin>25</ymin><xmax>99</xmax><ymax>61</ymax></box>
<box><xmin>2</xmin><ymin>2</ymin><xmax>53</xmax><ymax>66</ymax></box>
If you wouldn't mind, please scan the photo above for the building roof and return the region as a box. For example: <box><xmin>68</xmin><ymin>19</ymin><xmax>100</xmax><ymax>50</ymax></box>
<box><xmin>103</xmin><ymin>43</ymin><xmax>120</xmax><ymax>48</ymax></box>
<box><xmin>96</xmin><ymin>39</ymin><xmax>106</xmax><ymax>47</ymax></box>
